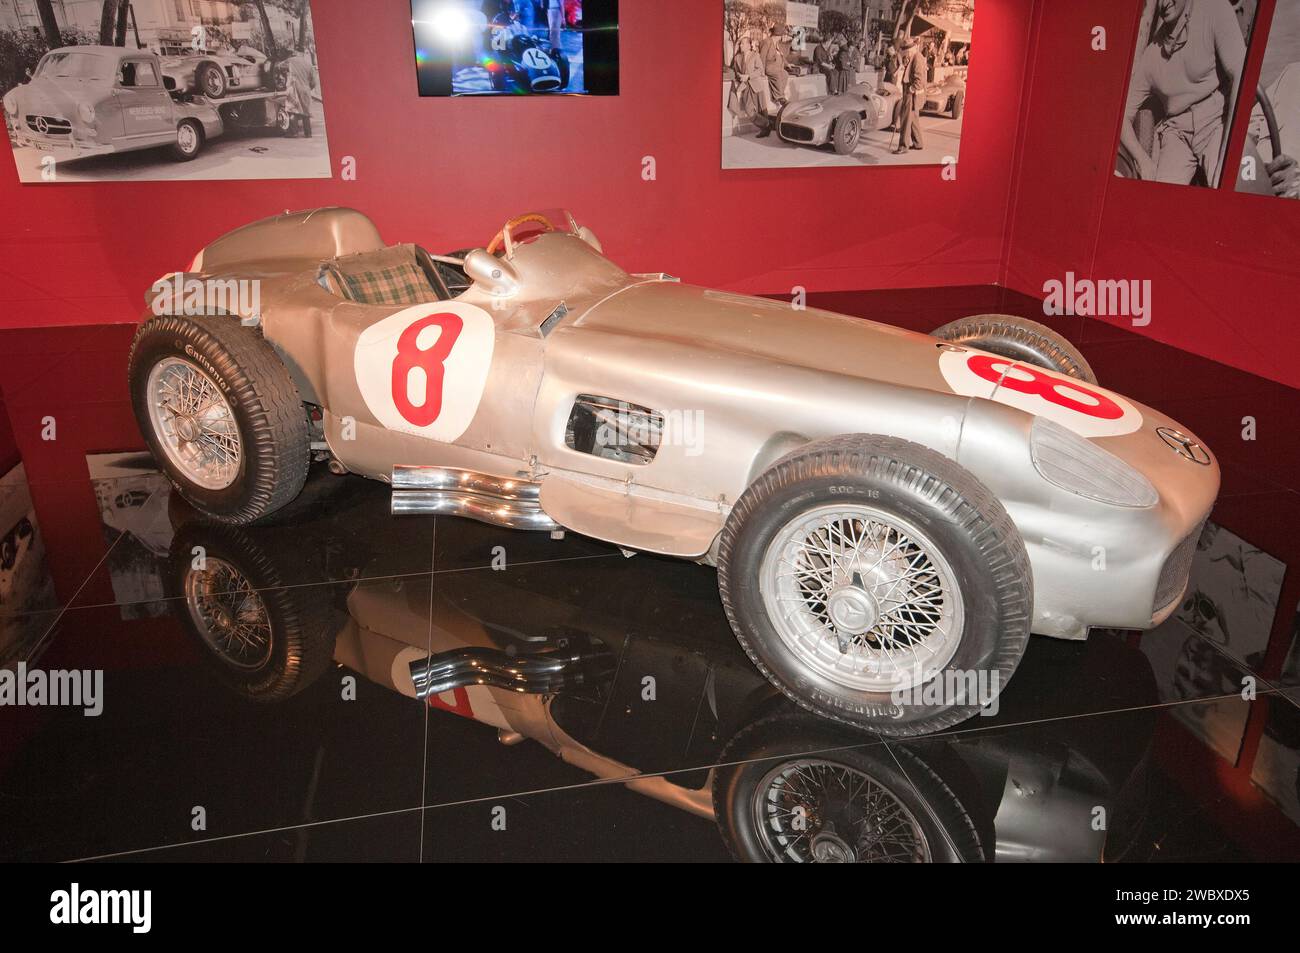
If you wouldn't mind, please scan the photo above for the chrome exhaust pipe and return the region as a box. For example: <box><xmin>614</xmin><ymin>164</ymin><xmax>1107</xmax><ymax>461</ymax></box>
<box><xmin>390</xmin><ymin>466</ymin><xmax>557</xmax><ymax>530</ymax></box>
<box><xmin>392</xmin><ymin>465</ymin><xmax>540</xmax><ymax>501</ymax></box>
<box><xmin>410</xmin><ymin>645</ymin><xmax>612</xmax><ymax>699</ymax></box>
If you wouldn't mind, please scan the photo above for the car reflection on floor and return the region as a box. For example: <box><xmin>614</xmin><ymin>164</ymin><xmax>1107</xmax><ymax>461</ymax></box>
<box><xmin>122</xmin><ymin>472</ymin><xmax>1158</xmax><ymax>862</ymax></box>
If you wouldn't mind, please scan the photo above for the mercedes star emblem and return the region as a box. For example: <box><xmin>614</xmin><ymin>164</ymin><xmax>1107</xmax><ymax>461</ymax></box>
<box><xmin>1156</xmin><ymin>427</ymin><xmax>1211</xmax><ymax>465</ymax></box>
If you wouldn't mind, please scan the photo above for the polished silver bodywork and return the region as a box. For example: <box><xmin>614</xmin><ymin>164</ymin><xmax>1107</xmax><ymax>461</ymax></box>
<box><xmin>167</xmin><ymin>207</ymin><xmax>1220</xmax><ymax>641</ymax></box>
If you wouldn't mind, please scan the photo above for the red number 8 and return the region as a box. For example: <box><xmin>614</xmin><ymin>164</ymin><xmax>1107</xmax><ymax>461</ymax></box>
<box><xmin>967</xmin><ymin>354</ymin><xmax>1123</xmax><ymax>421</ymax></box>
<box><xmin>392</xmin><ymin>313</ymin><xmax>463</xmax><ymax>427</ymax></box>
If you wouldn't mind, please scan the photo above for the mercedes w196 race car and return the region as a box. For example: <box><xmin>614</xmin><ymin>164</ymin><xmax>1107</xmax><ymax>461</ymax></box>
<box><xmin>158</xmin><ymin>43</ymin><xmax>288</xmax><ymax>100</ymax></box>
<box><xmin>778</xmin><ymin>72</ymin><xmax>966</xmax><ymax>155</ymax></box>
<box><xmin>127</xmin><ymin>207</ymin><xmax>1220</xmax><ymax>736</ymax></box>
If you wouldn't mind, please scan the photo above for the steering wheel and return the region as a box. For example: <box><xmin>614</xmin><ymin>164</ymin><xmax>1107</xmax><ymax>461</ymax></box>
<box><xmin>486</xmin><ymin>213</ymin><xmax>559</xmax><ymax>256</ymax></box>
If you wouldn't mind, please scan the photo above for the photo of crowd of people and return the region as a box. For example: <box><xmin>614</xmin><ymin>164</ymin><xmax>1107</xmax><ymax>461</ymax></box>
<box><xmin>1116</xmin><ymin>0</ymin><xmax>1258</xmax><ymax>188</ymax></box>
<box><xmin>722</xmin><ymin>0</ymin><xmax>975</xmax><ymax>170</ymax></box>
<box><xmin>0</xmin><ymin>0</ymin><xmax>328</xmax><ymax>183</ymax></box>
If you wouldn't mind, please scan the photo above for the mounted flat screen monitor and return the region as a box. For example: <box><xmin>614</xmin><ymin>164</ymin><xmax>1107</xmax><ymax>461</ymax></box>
<box><xmin>412</xmin><ymin>1</ymin><xmax>619</xmax><ymax>96</ymax></box>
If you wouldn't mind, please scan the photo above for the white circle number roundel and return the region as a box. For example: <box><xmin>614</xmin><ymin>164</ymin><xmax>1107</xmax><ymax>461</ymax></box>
<box><xmin>354</xmin><ymin>302</ymin><xmax>495</xmax><ymax>443</ymax></box>
<box><xmin>939</xmin><ymin>349</ymin><xmax>1143</xmax><ymax>438</ymax></box>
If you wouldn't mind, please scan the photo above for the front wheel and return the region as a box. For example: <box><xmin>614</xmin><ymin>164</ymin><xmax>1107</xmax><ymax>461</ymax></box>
<box><xmin>170</xmin><ymin>119</ymin><xmax>203</xmax><ymax>161</ymax></box>
<box><xmin>713</xmin><ymin>713</ymin><xmax>985</xmax><ymax>862</ymax></box>
<box><xmin>128</xmin><ymin>314</ymin><xmax>309</xmax><ymax>524</ymax></box>
<box><xmin>931</xmin><ymin>313</ymin><xmax>1097</xmax><ymax>383</ymax></box>
<box><xmin>717</xmin><ymin>434</ymin><xmax>1032</xmax><ymax>736</ymax></box>
<box><xmin>832</xmin><ymin>113</ymin><xmax>862</xmax><ymax>154</ymax></box>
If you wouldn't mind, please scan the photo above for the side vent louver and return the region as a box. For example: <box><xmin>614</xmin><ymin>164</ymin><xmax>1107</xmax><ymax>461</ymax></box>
<box><xmin>565</xmin><ymin>395</ymin><xmax>662</xmax><ymax>465</ymax></box>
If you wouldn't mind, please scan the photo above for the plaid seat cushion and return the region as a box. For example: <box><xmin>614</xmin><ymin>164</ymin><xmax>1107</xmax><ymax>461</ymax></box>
<box><xmin>324</xmin><ymin>243</ymin><xmax>441</xmax><ymax>305</ymax></box>
<box><xmin>338</xmin><ymin>260</ymin><xmax>440</xmax><ymax>305</ymax></box>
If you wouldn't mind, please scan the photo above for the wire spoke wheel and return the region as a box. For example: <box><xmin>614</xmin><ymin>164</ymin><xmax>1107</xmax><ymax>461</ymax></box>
<box><xmin>184</xmin><ymin>557</ymin><xmax>272</xmax><ymax>670</ymax></box>
<box><xmin>146</xmin><ymin>357</ymin><xmax>242</xmax><ymax>491</ymax></box>
<box><xmin>753</xmin><ymin>758</ymin><xmax>931</xmax><ymax>863</ymax></box>
<box><xmin>760</xmin><ymin>504</ymin><xmax>963</xmax><ymax>693</ymax></box>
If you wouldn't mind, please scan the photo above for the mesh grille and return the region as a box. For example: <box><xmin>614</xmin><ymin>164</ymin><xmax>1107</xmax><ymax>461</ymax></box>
<box><xmin>1154</xmin><ymin>518</ymin><xmax>1206</xmax><ymax>613</ymax></box>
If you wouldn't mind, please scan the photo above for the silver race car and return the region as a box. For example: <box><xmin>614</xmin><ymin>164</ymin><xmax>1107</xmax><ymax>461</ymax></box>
<box><xmin>778</xmin><ymin>75</ymin><xmax>966</xmax><ymax>155</ymax></box>
<box><xmin>127</xmin><ymin>207</ymin><xmax>1219</xmax><ymax>735</ymax></box>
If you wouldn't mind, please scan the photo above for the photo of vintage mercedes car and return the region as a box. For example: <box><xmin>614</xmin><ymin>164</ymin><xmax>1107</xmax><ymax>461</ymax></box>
<box><xmin>157</xmin><ymin>43</ymin><xmax>289</xmax><ymax>100</ymax></box>
<box><xmin>3</xmin><ymin>45</ymin><xmax>223</xmax><ymax>162</ymax></box>
<box><xmin>125</xmin><ymin>206</ymin><xmax>1220</xmax><ymax>737</ymax></box>
<box><xmin>778</xmin><ymin>72</ymin><xmax>966</xmax><ymax>156</ymax></box>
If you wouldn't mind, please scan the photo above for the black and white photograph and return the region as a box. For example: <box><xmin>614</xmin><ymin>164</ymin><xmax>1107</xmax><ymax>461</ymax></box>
<box><xmin>1115</xmin><ymin>0</ymin><xmax>1258</xmax><ymax>188</ymax></box>
<box><xmin>0</xmin><ymin>0</ymin><xmax>329</xmax><ymax>182</ymax></box>
<box><xmin>723</xmin><ymin>0</ymin><xmax>973</xmax><ymax>170</ymax></box>
<box><xmin>1175</xmin><ymin>520</ymin><xmax>1286</xmax><ymax>671</ymax></box>
<box><xmin>1236</xmin><ymin>1</ymin><xmax>1300</xmax><ymax>198</ymax></box>
<box><xmin>0</xmin><ymin>463</ymin><xmax>56</xmax><ymax>668</ymax></box>
<box><xmin>411</xmin><ymin>0</ymin><xmax>619</xmax><ymax>97</ymax></box>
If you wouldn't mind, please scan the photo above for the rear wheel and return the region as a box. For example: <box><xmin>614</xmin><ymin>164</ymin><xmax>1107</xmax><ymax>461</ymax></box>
<box><xmin>128</xmin><ymin>314</ymin><xmax>309</xmax><ymax>524</ymax></box>
<box><xmin>931</xmin><ymin>313</ymin><xmax>1097</xmax><ymax>383</ymax></box>
<box><xmin>196</xmin><ymin>61</ymin><xmax>227</xmax><ymax>99</ymax></box>
<box><xmin>717</xmin><ymin>434</ymin><xmax>1032</xmax><ymax>736</ymax></box>
<box><xmin>168</xmin><ymin>522</ymin><xmax>336</xmax><ymax>700</ymax></box>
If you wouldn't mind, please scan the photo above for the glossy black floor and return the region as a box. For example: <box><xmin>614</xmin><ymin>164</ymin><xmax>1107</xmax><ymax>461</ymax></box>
<box><xmin>1</xmin><ymin>291</ymin><xmax>1299</xmax><ymax>863</ymax></box>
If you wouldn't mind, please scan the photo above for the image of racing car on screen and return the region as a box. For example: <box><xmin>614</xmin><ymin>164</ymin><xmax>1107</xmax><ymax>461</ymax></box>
<box><xmin>484</xmin><ymin>12</ymin><xmax>572</xmax><ymax>92</ymax></box>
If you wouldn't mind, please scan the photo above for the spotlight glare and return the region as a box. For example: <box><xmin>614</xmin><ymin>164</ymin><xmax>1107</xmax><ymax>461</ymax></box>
<box><xmin>429</xmin><ymin>6</ymin><xmax>471</xmax><ymax>43</ymax></box>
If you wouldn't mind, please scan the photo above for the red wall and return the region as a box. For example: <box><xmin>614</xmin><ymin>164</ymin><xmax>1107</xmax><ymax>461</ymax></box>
<box><xmin>5</xmin><ymin>1</ymin><xmax>1293</xmax><ymax>391</ymax></box>
<box><xmin>1003</xmin><ymin>0</ymin><xmax>1300</xmax><ymax>390</ymax></box>
<box><xmin>0</xmin><ymin>0</ymin><xmax>1034</xmax><ymax>328</ymax></box>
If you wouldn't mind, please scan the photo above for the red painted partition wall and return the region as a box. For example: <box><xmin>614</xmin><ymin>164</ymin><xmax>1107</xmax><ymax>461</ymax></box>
<box><xmin>3</xmin><ymin>1</ymin><xmax>1294</xmax><ymax>390</ymax></box>
<box><xmin>1003</xmin><ymin>0</ymin><xmax>1300</xmax><ymax>390</ymax></box>
<box><xmin>0</xmin><ymin>0</ymin><xmax>1035</xmax><ymax>330</ymax></box>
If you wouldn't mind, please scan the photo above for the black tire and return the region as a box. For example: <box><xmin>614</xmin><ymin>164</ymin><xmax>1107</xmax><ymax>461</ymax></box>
<box><xmin>950</xmin><ymin>88</ymin><xmax>964</xmax><ymax>120</ymax></box>
<box><xmin>712</xmin><ymin>713</ymin><xmax>984</xmax><ymax>862</ymax></box>
<box><xmin>167</xmin><ymin>522</ymin><xmax>336</xmax><ymax>701</ymax></box>
<box><xmin>128</xmin><ymin>314</ymin><xmax>309</xmax><ymax>524</ymax></box>
<box><xmin>931</xmin><ymin>313</ymin><xmax>1097</xmax><ymax>383</ymax></box>
<box><xmin>169</xmin><ymin>118</ymin><xmax>203</xmax><ymax>161</ymax></box>
<box><xmin>832</xmin><ymin>113</ymin><xmax>861</xmax><ymax>155</ymax></box>
<box><xmin>717</xmin><ymin>434</ymin><xmax>1032</xmax><ymax>736</ymax></box>
<box><xmin>557</xmin><ymin>53</ymin><xmax>571</xmax><ymax>90</ymax></box>
<box><xmin>195</xmin><ymin>61</ymin><xmax>227</xmax><ymax>99</ymax></box>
